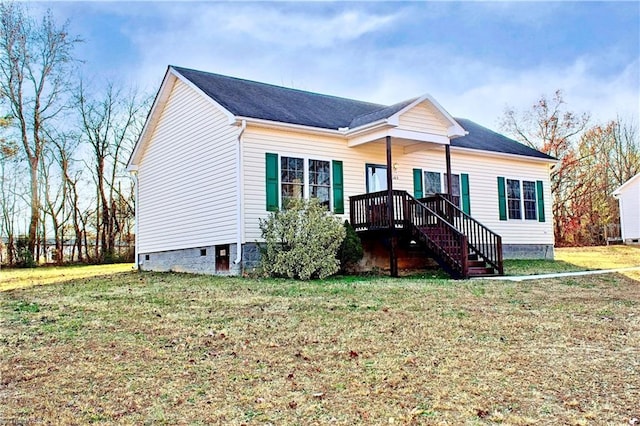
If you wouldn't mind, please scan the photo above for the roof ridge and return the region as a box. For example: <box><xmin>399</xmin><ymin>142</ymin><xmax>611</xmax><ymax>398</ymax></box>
<box><xmin>171</xmin><ymin>65</ymin><xmax>386</xmax><ymax>109</ymax></box>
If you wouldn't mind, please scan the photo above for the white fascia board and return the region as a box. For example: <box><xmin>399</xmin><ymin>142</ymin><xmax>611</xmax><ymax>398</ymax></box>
<box><xmin>127</xmin><ymin>68</ymin><xmax>177</xmax><ymax>169</ymax></box>
<box><xmin>451</xmin><ymin>145</ymin><xmax>559</xmax><ymax>165</ymax></box>
<box><xmin>343</xmin><ymin>119</ymin><xmax>389</xmax><ymax>135</ymax></box>
<box><xmin>347</xmin><ymin>126</ymin><xmax>451</xmax><ymax>148</ymax></box>
<box><xmin>347</xmin><ymin>126</ymin><xmax>393</xmax><ymax>147</ymax></box>
<box><xmin>612</xmin><ymin>173</ymin><xmax>640</xmax><ymax>196</ymax></box>
<box><xmin>389</xmin><ymin>128</ymin><xmax>450</xmax><ymax>144</ymax></box>
<box><xmin>235</xmin><ymin>116</ymin><xmax>346</xmax><ymax>138</ymax></box>
<box><xmin>171</xmin><ymin>66</ymin><xmax>236</xmax><ymax>125</ymax></box>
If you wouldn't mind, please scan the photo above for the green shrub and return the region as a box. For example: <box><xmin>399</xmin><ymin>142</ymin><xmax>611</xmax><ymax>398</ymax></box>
<box><xmin>259</xmin><ymin>198</ymin><xmax>346</xmax><ymax>280</ymax></box>
<box><xmin>338</xmin><ymin>220</ymin><xmax>363</xmax><ymax>273</ymax></box>
<box><xmin>15</xmin><ymin>235</ymin><xmax>36</xmax><ymax>268</ymax></box>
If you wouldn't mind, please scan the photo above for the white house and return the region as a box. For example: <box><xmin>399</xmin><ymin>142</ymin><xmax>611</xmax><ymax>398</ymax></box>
<box><xmin>613</xmin><ymin>173</ymin><xmax>640</xmax><ymax>243</ymax></box>
<box><xmin>127</xmin><ymin>66</ymin><xmax>556</xmax><ymax>278</ymax></box>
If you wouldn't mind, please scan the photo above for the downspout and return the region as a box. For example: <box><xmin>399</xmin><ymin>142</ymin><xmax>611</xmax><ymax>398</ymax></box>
<box><xmin>132</xmin><ymin>170</ymin><xmax>140</xmax><ymax>270</ymax></box>
<box><xmin>233</xmin><ymin>120</ymin><xmax>247</xmax><ymax>268</ymax></box>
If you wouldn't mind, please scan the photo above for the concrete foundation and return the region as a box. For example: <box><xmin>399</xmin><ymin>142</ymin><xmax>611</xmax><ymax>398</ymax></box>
<box><xmin>139</xmin><ymin>244</ymin><xmax>241</xmax><ymax>275</ymax></box>
<box><xmin>137</xmin><ymin>241</ymin><xmax>555</xmax><ymax>276</ymax></box>
<box><xmin>502</xmin><ymin>244</ymin><xmax>554</xmax><ymax>260</ymax></box>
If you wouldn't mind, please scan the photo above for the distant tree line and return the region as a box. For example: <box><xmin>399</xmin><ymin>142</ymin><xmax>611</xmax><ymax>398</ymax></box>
<box><xmin>501</xmin><ymin>90</ymin><xmax>639</xmax><ymax>246</ymax></box>
<box><xmin>0</xmin><ymin>3</ymin><xmax>151</xmax><ymax>266</ymax></box>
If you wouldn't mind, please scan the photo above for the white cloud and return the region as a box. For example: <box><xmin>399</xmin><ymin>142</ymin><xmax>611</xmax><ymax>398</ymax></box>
<box><xmin>66</xmin><ymin>2</ymin><xmax>638</xmax><ymax>135</ymax></box>
<box><xmin>441</xmin><ymin>56</ymin><xmax>640</xmax><ymax>130</ymax></box>
<box><xmin>220</xmin><ymin>8</ymin><xmax>400</xmax><ymax>48</ymax></box>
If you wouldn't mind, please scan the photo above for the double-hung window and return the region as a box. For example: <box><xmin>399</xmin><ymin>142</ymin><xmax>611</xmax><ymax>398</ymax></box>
<box><xmin>497</xmin><ymin>177</ymin><xmax>545</xmax><ymax>222</ymax></box>
<box><xmin>266</xmin><ymin>153</ymin><xmax>344</xmax><ymax>213</ymax></box>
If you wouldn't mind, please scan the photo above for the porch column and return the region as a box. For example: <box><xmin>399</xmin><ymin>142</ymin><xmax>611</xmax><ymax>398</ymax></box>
<box><xmin>386</xmin><ymin>135</ymin><xmax>398</xmax><ymax>277</ymax></box>
<box><xmin>445</xmin><ymin>144</ymin><xmax>453</xmax><ymax>221</ymax></box>
<box><xmin>445</xmin><ymin>144</ymin><xmax>452</xmax><ymax>197</ymax></box>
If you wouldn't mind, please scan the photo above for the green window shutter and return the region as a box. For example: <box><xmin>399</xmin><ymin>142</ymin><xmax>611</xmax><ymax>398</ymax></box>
<box><xmin>413</xmin><ymin>168</ymin><xmax>423</xmax><ymax>198</ymax></box>
<box><xmin>536</xmin><ymin>180</ymin><xmax>545</xmax><ymax>222</ymax></box>
<box><xmin>497</xmin><ymin>177</ymin><xmax>507</xmax><ymax>221</ymax></box>
<box><xmin>332</xmin><ymin>160</ymin><xmax>344</xmax><ymax>214</ymax></box>
<box><xmin>461</xmin><ymin>173</ymin><xmax>471</xmax><ymax>215</ymax></box>
<box><xmin>265</xmin><ymin>153</ymin><xmax>279</xmax><ymax>211</ymax></box>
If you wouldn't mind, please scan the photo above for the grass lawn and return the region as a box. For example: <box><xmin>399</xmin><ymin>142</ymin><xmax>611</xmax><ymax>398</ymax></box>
<box><xmin>1</xmin><ymin>248</ymin><xmax>639</xmax><ymax>424</ymax></box>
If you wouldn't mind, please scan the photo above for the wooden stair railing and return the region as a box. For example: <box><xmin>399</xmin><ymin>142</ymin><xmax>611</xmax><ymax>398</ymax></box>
<box><xmin>405</xmin><ymin>195</ymin><xmax>469</xmax><ymax>278</ymax></box>
<box><xmin>420</xmin><ymin>194</ymin><xmax>503</xmax><ymax>275</ymax></box>
<box><xmin>350</xmin><ymin>191</ymin><xmax>472</xmax><ymax>278</ymax></box>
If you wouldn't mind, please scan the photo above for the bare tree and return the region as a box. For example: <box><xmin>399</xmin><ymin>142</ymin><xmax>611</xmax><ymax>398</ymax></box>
<box><xmin>0</xmin><ymin>3</ymin><xmax>80</xmax><ymax>258</ymax></box>
<box><xmin>501</xmin><ymin>90</ymin><xmax>590</xmax><ymax>245</ymax></box>
<box><xmin>77</xmin><ymin>81</ymin><xmax>149</xmax><ymax>261</ymax></box>
<box><xmin>0</xmin><ymin>136</ymin><xmax>21</xmax><ymax>265</ymax></box>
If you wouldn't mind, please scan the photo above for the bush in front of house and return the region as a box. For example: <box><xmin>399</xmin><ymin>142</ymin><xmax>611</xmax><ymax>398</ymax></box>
<box><xmin>259</xmin><ymin>198</ymin><xmax>346</xmax><ymax>280</ymax></box>
<box><xmin>338</xmin><ymin>220</ymin><xmax>363</xmax><ymax>273</ymax></box>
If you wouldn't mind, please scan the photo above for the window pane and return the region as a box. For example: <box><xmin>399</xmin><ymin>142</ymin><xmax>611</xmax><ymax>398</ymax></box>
<box><xmin>366</xmin><ymin>165</ymin><xmax>387</xmax><ymax>192</ymax></box>
<box><xmin>310</xmin><ymin>185</ymin><xmax>330</xmax><ymax>208</ymax></box>
<box><xmin>309</xmin><ymin>159</ymin><xmax>330</xmax><ymax>186</ymax></box>
<box><xmin>424</xmin><ymin>171</ymin><xmax>441</xmax><ymax>194</ymax></box>
<box><xmin>444</xmin><ymin>174</ymin><xmax>461</xmax><ymax>207</ymax></box>
<box><xmin>281</xmin><ymin>156</ymin><xmax>304</xmax><ymax>208</ymax></box>
<box><xmin>507</xmin><ymin>179</ymin><xmax>521</xmax><ymax>219</ymax></box>
<box><xmin>523</xmin><ymin>181</ymin><xmax>537</xmax><ymax>220</ymax></box>
<box><xmin>309</xmin><ymin>159</ymin><xmax>330</xmax><ymax>209</ymax></box>
<box><xmin>444</xmin><ymin>174</ymin><xmax>460</xmax><ymax>196</ymax></box>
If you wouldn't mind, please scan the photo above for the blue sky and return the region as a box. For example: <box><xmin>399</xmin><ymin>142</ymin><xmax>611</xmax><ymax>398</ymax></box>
<box><xmin>40</xmin><ymin>1</ymin><xmax>639</xmax><ymax>129</ymax></box>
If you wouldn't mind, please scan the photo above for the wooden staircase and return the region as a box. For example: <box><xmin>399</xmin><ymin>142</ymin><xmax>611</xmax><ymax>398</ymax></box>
<box><xmin>350</xmin><ymin>190</ymin><xmax>503</xmax><ymax>279</ymax></box>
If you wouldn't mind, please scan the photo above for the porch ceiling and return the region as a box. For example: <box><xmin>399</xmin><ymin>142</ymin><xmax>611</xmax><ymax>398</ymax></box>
<box><xmin>347</xmin><ymin>128</ymin><xmax>450</xmax><ymax>148</ymax></box>
<box><xmin>348</xmin><ymin>135</ymin><xmax>448</xmax><ymax>153</ymax></box>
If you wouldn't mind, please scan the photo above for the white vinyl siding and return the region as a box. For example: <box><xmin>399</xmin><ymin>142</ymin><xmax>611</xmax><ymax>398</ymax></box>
<box><xmin>242</xmin><ymin>126</ymin><xmax>554</xmax><ymax>246</ymax></box>
<box><xmin>243</xmin><ymin>127</ymin><xmax>387</xmax><ymax>241</ymax></box>
<box><xmin>137</xmin><ymin>78</ymin><xmax>238</xmax><ymax>253</ymax></box>
<box><xmin>398</xmin><ymin>102</ymin><xmax>449</xmax><ymax>135</ymax></box>
<box><xmin>398</xmin><ymin>147</ymin><xmax>554</xmax><ymax>245</ymax></box>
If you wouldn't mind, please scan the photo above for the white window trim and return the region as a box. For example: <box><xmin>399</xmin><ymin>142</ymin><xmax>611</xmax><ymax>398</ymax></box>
<box><xmin>504</xmin><ymin>178</ymin><xmax>538</xmax><ymax>221</ymax></box>
<box><xmin>278</xmin><ymin>153</ymin><xmax>333</xmax><ymax>210</ymax></box>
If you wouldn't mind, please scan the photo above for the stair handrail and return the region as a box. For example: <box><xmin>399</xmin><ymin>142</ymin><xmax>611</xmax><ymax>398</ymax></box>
<box><xmin>422</xmin><ymin>194</ymin><xmax>503</xmax><ymax>275</ymax></box>
<box><xmin>405</xmin><ymin>193</ymin><xmax>469</xmax><ymax>278</ymax></box>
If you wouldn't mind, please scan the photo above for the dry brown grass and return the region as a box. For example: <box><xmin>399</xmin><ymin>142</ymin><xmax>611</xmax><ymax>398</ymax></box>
<box><xmin>556</xmin><ymin>245</ymin><xmax>640</xmax><ymax>281</ymax></box>
<box><xmin>0</xmin><ymin>263</ymin><xmax>134</xmax><ymax>291</ymax></box>
<box><xmin>1</xmin><ymin>261</ymin><xmax>639</xmax><ymax>425</ymax></box>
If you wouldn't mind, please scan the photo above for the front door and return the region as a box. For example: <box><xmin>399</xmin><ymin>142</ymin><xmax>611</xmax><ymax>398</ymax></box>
<box><xmin>366</xmin><ymin>164</ymin><xmax>387</xmax><ymax>193</ymax></box>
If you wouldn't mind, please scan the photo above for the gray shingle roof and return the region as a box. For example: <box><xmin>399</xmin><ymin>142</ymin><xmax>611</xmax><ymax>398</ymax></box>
<box><xmin>452</xmin><ymin>118</ymin><xmax>556</xmax><ymax>160</ymax></box>
<box><xmin>172</xmin><ymin>66</ymin><xmax>554</xmax><ymax>161</ymax></box>
<box><xmin>173</xmin><ymin>66</ymin><xmax>384</xmax><ymax>129</ymax></box>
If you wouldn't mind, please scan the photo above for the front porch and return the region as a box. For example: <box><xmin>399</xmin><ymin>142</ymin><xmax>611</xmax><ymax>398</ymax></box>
<box><xmin>349</xmin><ymin>190</ymin><xmax>504</xmax><ymax>279</ymax></box>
